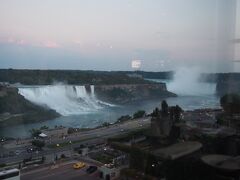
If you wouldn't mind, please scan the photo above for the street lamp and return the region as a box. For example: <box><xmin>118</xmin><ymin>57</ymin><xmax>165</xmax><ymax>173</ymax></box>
<box><xmin>69</xmin><ymin>141</ymin><xmax>72</xmax><ymax>157</ymax></box>
<box><xmin>54</xmin><ymin>144</ymin><xmax>60</xmax><ymax>163</ymax></box>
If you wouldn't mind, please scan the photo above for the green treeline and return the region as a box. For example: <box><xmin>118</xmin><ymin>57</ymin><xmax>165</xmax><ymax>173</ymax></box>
<box><xmin>0</xmin><ymin>69</ymin><xmax>151</xmax><ymax>85</ymax></box>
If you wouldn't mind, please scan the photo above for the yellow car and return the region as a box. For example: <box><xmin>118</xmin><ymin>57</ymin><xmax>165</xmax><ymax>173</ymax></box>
<box><xmin>73</xmin><ymin>162</ymin><xmax>86</xmax><ymax>169</ymax></box>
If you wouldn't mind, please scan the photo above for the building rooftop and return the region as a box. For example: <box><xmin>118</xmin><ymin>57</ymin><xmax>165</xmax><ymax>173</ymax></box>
<box><xmin>153</xmin><ymin>141</ymin><xmax>202</xmax><ymax>160</ymax></box>
<box><xmin>201</xmin><ymin>154</ymin><xmax>240</xmax><ymax>171</ymax></box>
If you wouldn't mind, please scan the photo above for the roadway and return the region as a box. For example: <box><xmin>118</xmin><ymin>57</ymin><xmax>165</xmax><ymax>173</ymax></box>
<box><xmin>0</xmin><ymin>117</ymin><xmax>150</xmax><ymax>164</ymax></box>
<box><xmin>21</xmin><ymin>161</ymin><xmax>100</xmax><ymax>180</ymax></box>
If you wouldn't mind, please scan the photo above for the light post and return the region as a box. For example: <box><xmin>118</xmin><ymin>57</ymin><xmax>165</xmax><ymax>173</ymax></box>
<box><xmin>30</xmin><ymin>147</ymin><xmax>33</xmax><ymax>159</ymax></box>
<box><xmin>54</xmin><ymin>143</ymin><xmax>60</xmax><ymax>164</ymax></box>
<box><xmin>0</xmin><ymin>138</ymin><xmax>4</xmax><ymax>147</ymax></box>
<box><xmin>69</xmin><ymin>141</ymin><xmax>72</xmax><ymax>157</ymax></box>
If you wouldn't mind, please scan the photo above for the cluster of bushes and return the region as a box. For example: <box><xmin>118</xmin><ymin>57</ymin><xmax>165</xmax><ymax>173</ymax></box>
<box><xmin>31</xmin><ymin>140</ymin><xmax>45</xmax><ymax>149</ymax></box>
<box><xmin>67</xmin><ymin>127</ymin><xmax>76</xmax><ymax>134</ymax></box>
<box><xmin>92</xmin><ymin>154</ymin><xmax>113</xmax><ymax>164</ymax></box>
<box><xmin>40</xmin><ymin>125</ymin><xmax>49</xmax><ymax>130</ymax></box>
<box><xmin>117</xmin><ymin>115</ymin><xmax>132</xmax><ymax>123</ymax></box>
<box><xmin>29</xmin><ymin>129</ymin><xmax>42</xmax><ymax>137</ymax></box>
<box><xmin>29</xmin><ymin>126</ymin><xmax>49</xmax><ymax>137</ymax></box>
<box><xmin>117</xmin><ymin>110</ymin><xmax>145</xmax><ymax>123</ymax></box>
<box><xmin>101</xmin><ymin>122</ymin><xmax>111</xmax><ymax>127</ymax></box>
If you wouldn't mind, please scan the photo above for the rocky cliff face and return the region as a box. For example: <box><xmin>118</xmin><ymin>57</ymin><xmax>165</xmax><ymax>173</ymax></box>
<box><xmin>95</xmin><ymin>83</ymin><xmax>177</xmax><ymax>104</ymax></box>
<box><xmin>0</xmin><ymin>85</ymin><xmax>60</xmax><ymax>127</ymax></box>
<box><xmin>216</xmin><ymin>78</ymin><xmax>240</xmax><ymax>96</ymax></box>
<box><xmin>216</xmin><ymin>81</ymin><xmax>240</xmax><ymax>96</ymax></box>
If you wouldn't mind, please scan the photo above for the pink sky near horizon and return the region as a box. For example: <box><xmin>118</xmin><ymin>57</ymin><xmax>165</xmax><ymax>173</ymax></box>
<box><xmin>0</xmin><ymin>0</ymin><xmax>239</xmax><ymax>72</ymax></box>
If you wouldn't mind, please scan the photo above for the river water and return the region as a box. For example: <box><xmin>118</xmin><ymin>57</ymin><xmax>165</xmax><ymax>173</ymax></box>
<box><xmin>0</xmin><ymin>79</ymin><xmax>220</xmax><ymax>138</ymax></box>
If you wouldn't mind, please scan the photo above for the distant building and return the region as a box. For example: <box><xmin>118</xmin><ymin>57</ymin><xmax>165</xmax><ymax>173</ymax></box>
<box><xmin>131</xmin><ymin>60</ymin><xmax>141</xmax><ymax>71</ymax></box>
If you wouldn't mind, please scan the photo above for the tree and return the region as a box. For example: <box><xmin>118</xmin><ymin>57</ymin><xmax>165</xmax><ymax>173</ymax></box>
<box><xmin>175</xmin><ymin>105</ymin><xmax>183</xmax><ymax>122</ymax></box>
<box><xmin>220</xmin><ymin>93</ymin><xmax>240</xmax><ymax>114</ymax></box>
<box><xmin>133</xmin><ymin>110</ymin><xmax>146</xmax><ymax>119</ymax></box>
<box><xmin>118</xmin><ymin>115</ymin><xmax>132</xmax><ymax>122</ymax></box>
<box><xmin>40</xmin><ymin>125</ymin><xmax>49</xmax><ymax>130</ymax></box>
<box><xmin>161</xmin><ymin>100</ymin><xmax>168</xmax><ymax>116</ymax></box>
<box><xmin>151</xmin><ymin>108</ymin><xmax>160</xmax><ymax>117</ymax></box>
<box><xmin>67</xmin><ymin>127</ymin><xmax>75</xmax><ymax>134</ymax></box>
<box><xmin>29</xmin><ymin>129</ymin><xmax>41</xmax><ymax>138</ymax></box>
<box><xmin>32</xmin><ymin>140</ymin><xmax>45</xmax><ymax>149</ymax></box>
<box><xmin>102</xmin><ymin>122</ymin><xmax>111</xmax><ymax>127</ymax></box>
<box><xmin>169</xmin><ymin>105</ymin><xmax>183</xmax><ymax>122</ymax></box>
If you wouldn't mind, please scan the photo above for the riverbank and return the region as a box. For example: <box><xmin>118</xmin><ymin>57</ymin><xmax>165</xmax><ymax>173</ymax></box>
<box><xmin>0</xmin><ymin>93</ymin><xmax>220</xmax><ymax>138</ymax></box>
<box><xmin>0</xmin><ymin>85</ymin><xmax>60</xmax><ymax>127</ymax></box>
<box><xmin>0</xmin><ymin>107</ymin><xmax>224</xmax><ymax>168</ymax></box>
<box><xmin>1</xmin><ymin>107</ymin><xmax>222</xmax><ymax>146</ymax></box>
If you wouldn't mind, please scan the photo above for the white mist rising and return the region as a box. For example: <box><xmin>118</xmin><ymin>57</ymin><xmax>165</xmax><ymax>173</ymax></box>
<box><xmin>167</xmin><ymin>67</ymin><xmax>216</xmax><ymax>96</ymax></box>
<box><xmin>18</xmin><ymin>85</ymin><xmax>111</xmax><ymax>116</ymax></box>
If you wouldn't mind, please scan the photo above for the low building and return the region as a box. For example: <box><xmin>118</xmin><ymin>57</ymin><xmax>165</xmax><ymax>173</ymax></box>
<box><xmin>99</xmin><ymin>165</ymin><xmax>127</xmax><ymax>180</ymax></box>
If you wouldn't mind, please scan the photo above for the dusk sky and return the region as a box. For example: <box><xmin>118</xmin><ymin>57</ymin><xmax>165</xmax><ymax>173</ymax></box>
<box><xmin>0</xmin><ymin>0</ymin><xmax>239</xmax><ymax>72</ymax></box>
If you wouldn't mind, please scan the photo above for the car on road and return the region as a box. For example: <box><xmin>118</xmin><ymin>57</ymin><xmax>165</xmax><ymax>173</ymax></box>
<box><xmin>15</xmin><ymin>150</ymin><xmax>21</xmax><ymax>155</ymax></box>
<box><xmin>86</xmin><ymin>166</ymin><xmax>97</xmax><ymax>174</ymax></box>
<box><xmin>27</xmin><ymin>147</ymin><xmax>41</xmax><ymax>153</ymax></box>
<box><xmin>73</xmin><ymin>162</ymin><xmax>86</xmax><ymax>169</ymax></box>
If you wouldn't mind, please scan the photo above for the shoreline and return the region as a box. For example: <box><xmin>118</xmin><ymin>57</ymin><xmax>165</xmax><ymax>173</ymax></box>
<box><xmin>0</xmin><ymin>107</ymin><xmax>224</xmax><ymax>167</ymax></box>
<box><xmin>0</xmin><ymin>107</ymin><xmax>221</xmax><ymax>141</ymax></box>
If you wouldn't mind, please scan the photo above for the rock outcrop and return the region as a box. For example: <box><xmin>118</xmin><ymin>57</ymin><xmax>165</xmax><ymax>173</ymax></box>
<box><xmin>95</xmin><ymin>83</ymin><xmax>177</xmax><ymax>104</ymax></box>
<box><xmin>216</xmin><ymin>80</ymin><xmax>240</xmax><ymax>96</ymax></box>
<box><xmin>209</xmin><ymin>73</ymin><xmax>240</xmax><ymax>96</ymax></box>
<box><xmin>0</xmin><ymin>85</ymin><xmax>60</xmax><ymax>127</ymax></box>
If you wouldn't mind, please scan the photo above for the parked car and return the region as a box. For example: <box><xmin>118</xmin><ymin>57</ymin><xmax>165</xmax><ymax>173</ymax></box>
<box><xmin>86</xmin><ymin>166</ymin><xmax>97</xmax><ymax>174</ymax></box>
<box><xmin>15</xmin><ymin>150</ymin><xmax>21</xmax><ymax>155</ymax></box>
